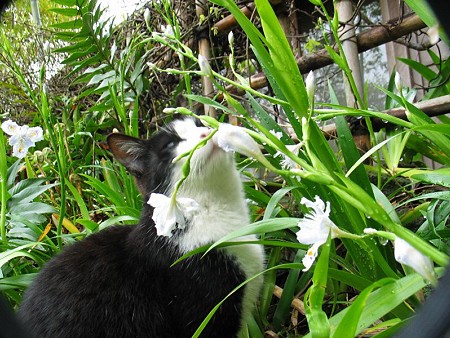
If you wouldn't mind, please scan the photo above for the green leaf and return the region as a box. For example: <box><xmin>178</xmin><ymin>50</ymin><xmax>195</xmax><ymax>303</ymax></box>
<box><xmin>65</xmin><ymin>178</ymin><xmax>90</xmax><ymax>221</ymax></box>
<box><xmin>273</xmin><ymin>250</ymin><xmax>303</xmax><ymax>330</ymax></box>
<box><xmin>324</xmin><ymin>45</ymin><xmax>346</xmax><ymax>69</ymax></box>
<box><xmin>335</xmin><ymin>114</ymin><xmax>373</xmax><ymax>197</ymax></box>
<box><xmin>263</xmin><ymin>186</ymin><xmax>296</xmax><ymax>220</ymax></box>
<box><xmin>305</xmin><ymin>236</ymin><xmax>331</xmax><ymax>337</ymax></box>
<box><xmin>51</xmin><ymin>0</ymin><xmax>84</xmax><ymax>7</ymax></box>
<box><xmin>6</xmin><ymin>160</ymin><xmax>22</xmax><ymax>189</ymax></box>
<box><xmin>53</xmin><ymin>38</ymin><xmax>92</xmax><ymax>54</ymax></box>
<box><xmin>403</xmin><ymin>0</ymin><xmax>437</xmax><ymax>28</ymax></box>
<box><xmin>98</xmin><ymin>215</ymin><xmax>138</xmax><ymax>230</ymax></box>
<box><xmin>324</xmin><ymin>270</ymin><xmax>443</xmax><ymax>337</ymax></box>
<box><xmin>8</xmin><ymin>181</ymin><xmax>57</xmax><ymax>206</ymax></box>
<box><xmin>0</xmin><ymin>273</ymin><xmax>37</xmax><ymax>291</ymax></box>
<box><xmin>87</xmin><ymin>70</ymin><xmax>116</xmax><ymax>86</ymax></box>
<box><xmin>372</xmin><ymin>184</ymin><xmax>401</xmax><ymax>223</ymax></box>
<box><xmin>332</xmin><ymin>278</ymin><xmax>394</xmax><ymax>338</ymax></box>
<box><xmin>400</xmin><ymin>168</ymin><xmax>450</xmax><ymax>187</ymax></box>
<box><xmin>62</xmin><ymin>45</ymin><xmax>98</xmax><ymax>65</ymax></box>
<box><xmin>398</xmin><ymin>57</ymin><xmax>436</xmax><ymax>81</ymax></box>
<box><xmin>0</xmin><ymin>243</ymin><xmax>42</xmax><ymax>268</ymax></box>
<box><xmin>204</xmin><ymin>218</ymin><xmax>300</xmax><ymax>254</ymax></box>
<box><xmin>328</xmin><ymin>268</ymin><xmax>372</xmax><ymax>291</ymax></box>
<box><xmin>9</xmin><ymin>202</ymin><xmax>56</xmax><ymax>215</ymax></box>
<box><xmin>50</xmin><ymin>19</ymin><xmax>83</xmax><ymax>30</ymax></box>
<box><xmin>49</xmin><ymin>7</ymin><xmax>80</xmax><ymax>16</ymax></box>
<box><xmin>254</xmin><ymin>0</ymin><xmax>308</xmax><ymax>115</ymax></box>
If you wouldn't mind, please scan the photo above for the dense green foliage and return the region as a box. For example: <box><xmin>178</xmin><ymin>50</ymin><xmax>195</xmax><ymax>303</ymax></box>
<box><xmin>1</xmin><ymin>0</ymin><xmax>449</xmax><ymax>337</ymax></box>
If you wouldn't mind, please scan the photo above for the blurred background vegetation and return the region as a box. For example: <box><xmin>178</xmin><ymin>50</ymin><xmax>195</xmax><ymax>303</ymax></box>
<box><xmin>1</xmin><ymin>0</ymin><xmax>450</xmax><ymax>336</ymax></box>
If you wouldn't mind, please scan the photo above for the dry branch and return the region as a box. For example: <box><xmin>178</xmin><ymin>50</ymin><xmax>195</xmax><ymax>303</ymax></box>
<box><xmin>273</xmin><ymin>285</ymin><xmax>306</xmax><ymax>315</ymax></box>
<box><xmin>373</xmin><ymin>93</ymin><xmax>450</xmax><ymax>128</ymax></box>
<box><xmin>196</xmin><ymin>0</ymin><xmax>216</xmax><ymax>117</ymax></box>
<box><xmin>213</xmin><ymin>3</ymin><xmax>255</xmax><ymax>34</ymax></box>
<box><xmin>321</xmin><ymin>94</ymin><xmax>450</xmax><ymax>138</ymax></box>
<box><xmin>224</xmin><ymin>13</ymin><xmax>426</xmax><ymax>96</ymax></box>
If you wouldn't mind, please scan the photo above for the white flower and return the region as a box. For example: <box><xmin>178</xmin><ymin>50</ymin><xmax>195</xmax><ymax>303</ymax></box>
<box><xmin>275</xmin><ymin>143</ymin><xmax>302</xmax><ymax>170</ymax></box>
<box><xmin>1</xmin><ymin>120</ymin><xmax>43</xmax><ymax>159</ymax></box>
<box><xmin>212</xmin><ymin>123</ymin><xmax>263</xmax><ymax>160</ymax></box>
<box><xmin>198</xmin><ymin>54</ymin><xmax>212</xmax><ymax>78</ymax></box>
<box><xmin>269</xmin><ymin>129</ymin><xmax>282</xmax><ymax>139</ymax></box>
<box><xmin>296</xmin><ymin>196</ymin><xmax>343</xmax><ymax>271</ymax></box>
<box><xmin>394</xmin><ymin>237</ymin><xmax>436</xmax><ymax>284</ymax></box>
<box><xmin>148</xmin><ymin>193</ymin><xmax>199</xmax><ymax>237</ymax></box>
<box><xmin>161</xmin><ymin>24</ymin><xmax>174</xmax><ymax>37</ymax></box>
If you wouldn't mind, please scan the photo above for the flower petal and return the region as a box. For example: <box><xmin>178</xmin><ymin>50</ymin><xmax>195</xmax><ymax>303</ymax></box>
<box><xmin>213</xmin><ymin>123</ymin><xmax>262</xmax><ymax>159</ymax></box>
<box><xmin>148</xmin><ymin>193</ymin><xmax>176</xmax><ymax>237</ymax></box>
<box><xmin>394</xmin><ymin>237</ymin><xmax>436</xmax><ymax>284</ymax></box>
<box><xmin>301</xmin><ymin>195</ymin><xmax>329</xmax><ymax>218</ymax></box>
<box><xmin>1</xmin><ymin>120</ymin><xmax>20</xmax><ymax>136</ymax></box>
<box><xmin>177</xmin><ymin>197</ymin><xmax>199</xmax><ymax>219</ymax></box>
<box><xmin>296</xmin><ymin>217</ymin><xmax>328</xmax><ymax>245</ymax></box>
<box><xmin>296</xmin><ymin>195</ymin><xmax>338</xmax><ymax>246</ymax></box>
<box><xmin>302</xmin><ymin>242</ymin><xmax>323</xmax><ymax>271</ymax></box>
<box><xmin>11</xmin><ymin>138</ymin><xmax>30</xmax><ymax>159</ymax></box>
<box><xmin>148</xmin><ymin>193</ymin><xmax>200</xmax><ymax>237</ymax></box>
<box><xmin>148</xmin><ymin>193</ymin><xmax>170</xmax><ymax>208</ymax></box>
<box><xmin>26</xmin><ymin>127</ymin><xmax>44</xmax><ymax>142</ymax></box>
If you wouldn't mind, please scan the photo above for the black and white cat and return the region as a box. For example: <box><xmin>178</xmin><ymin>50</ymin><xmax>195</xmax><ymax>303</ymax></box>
<box><xmin>18</xmin><ymin>117</ymin><xmax>265</xmax><ymax>337</ymax></box>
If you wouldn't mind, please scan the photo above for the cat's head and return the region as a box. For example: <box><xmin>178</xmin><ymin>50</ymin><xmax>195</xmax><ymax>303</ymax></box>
<box><xmin>107</xmin><ymin>117</ymin><xmax>234</xmax><ymax>199</ymax></box>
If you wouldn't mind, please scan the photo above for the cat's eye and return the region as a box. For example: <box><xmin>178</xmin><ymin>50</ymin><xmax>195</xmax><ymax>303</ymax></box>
<box><xmin>165</xmin><ymin>140</ymin><xmax>177</xmax><ymax>150</ymax></box>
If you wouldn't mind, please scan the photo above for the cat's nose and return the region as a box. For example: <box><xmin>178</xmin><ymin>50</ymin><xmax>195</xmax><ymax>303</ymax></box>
<box><xmin>200</xmin><ymin>129</ymin><xmax>212</xmax><ymax>138</ymax></box>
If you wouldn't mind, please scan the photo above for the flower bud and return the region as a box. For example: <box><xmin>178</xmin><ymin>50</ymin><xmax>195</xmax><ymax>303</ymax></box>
<box><xmin>198</xmin><ymin>54</ymin><xmax>212</xmax><ymax>78</ymax></box>
<box><xmin>228</xmin><ymin>31</ymin><xmax>234</xmax><ymax>46</ymax></box>
<box><xmin>212</xmin><ymin>123</ymin><xmax>262</xmax><ymax>160</ymax></box>
<box><xmin>305</xmin><ymin>71</ymin><xmax>315</xmax><ymax>104</ymax></box>
<box><xmin>144</xmin><ymin>8</ymin><xmax>151</xmax><ymax>27</ymax></box>
<box><xmin>428</xmin><ymin>25</ymin><xmax>440</xmax><ymax>45</ymax></box>
<box><xmin>394</xmin><ymin>72</ymin><xmax>402</xmax><ymax>93</ymax></box>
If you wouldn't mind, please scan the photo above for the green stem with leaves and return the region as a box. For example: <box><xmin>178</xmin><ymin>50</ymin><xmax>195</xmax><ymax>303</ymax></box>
<box><xmin>0</xmin><ymin>129</ymin><xmax>8</xmax><ymax>243</ymax></box>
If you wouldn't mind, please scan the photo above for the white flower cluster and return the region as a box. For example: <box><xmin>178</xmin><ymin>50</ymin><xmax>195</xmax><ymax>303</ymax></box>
<box><xmin>297</xmin><ymin>196</ymin><xmax>436</xmax><ymax>283</ymax></box>
<box><xmin>148</xmin><ymin>193</ymin><xmax>199</xmax><ymax>237</ymax></box>
<box><xmin>1</xmin><ymin>120</ymin><xmax>44</xmax><ymax>159</ymax></box>
<box><xmin>295</xmin><ymin>196</ymin><xmax>346</xmax><ymax>271</ymax></box>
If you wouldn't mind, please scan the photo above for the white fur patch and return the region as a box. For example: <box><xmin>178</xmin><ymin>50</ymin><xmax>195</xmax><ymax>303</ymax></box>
<box><xmin>166</xmin><ymin>118</ymin><xmax>265</xmax><ymax>332</ymax></box>
<box><xmin>171</xmin><ymin>118</ymin><xmax>212</xmax><ymax>157</ymax></box>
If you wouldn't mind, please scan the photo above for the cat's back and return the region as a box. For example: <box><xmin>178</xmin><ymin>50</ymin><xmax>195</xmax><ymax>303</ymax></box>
<box><xmin>18</xmin><ymin>225</ymin><xmax>176</xmax><ymax>338</ymax></box>
<box><xmin>18</xmin><ymin>223</ymin><xmax>249</xmax><ymax>338</ymax></box>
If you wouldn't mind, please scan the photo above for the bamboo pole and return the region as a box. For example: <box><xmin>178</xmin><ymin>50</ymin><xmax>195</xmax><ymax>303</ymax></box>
<box><xmin>196</xmin><ymin>0</ymin><xmax>216</xmax><ymax>117</ymax></box>
<box><xmin>336</xmin><ymin>0</ymin><xmax>370</xmax><ymax>153</ymax></box>
<box><xmin>336</xmin><ymin>0</ymin><xmax>364</xmax><ymax>108</ymax></box>
<box><xmin>212</xmin><ymin>3</ymin><xmax>255</xmax><ymax>35</ymax></box>
<box><xmin>320</xmin><ymin>94</ymin><xmax>450</xmax><ymax>139</ymax></box>
<box><xmin>30</xmin><ymin>0</ymin><xmax>42</xmax><ymax>27</ymax></box>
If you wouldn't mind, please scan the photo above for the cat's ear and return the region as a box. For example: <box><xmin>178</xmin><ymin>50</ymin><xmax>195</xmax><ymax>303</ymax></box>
<box><xmin>107</xmin><ymin>133</ymin><xmax>146</xmax><ymax>177</ymax></box>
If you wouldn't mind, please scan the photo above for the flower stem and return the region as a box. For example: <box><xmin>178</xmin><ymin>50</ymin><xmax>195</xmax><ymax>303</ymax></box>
<box><xmin>171</xmin><ymin>128</ymin><xmax>217</xmax><ymax>197</ymax></box>
<box><xmin>0</xmin><ymin>129</ymin><xmax>8</xmax><ymax>243</ymax></box>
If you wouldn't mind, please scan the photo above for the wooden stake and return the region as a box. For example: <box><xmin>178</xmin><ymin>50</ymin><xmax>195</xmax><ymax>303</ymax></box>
<box><xmin>196</xmin><ymin>0</ymin><xmax>216</xmax><ymax>117</ymax></box>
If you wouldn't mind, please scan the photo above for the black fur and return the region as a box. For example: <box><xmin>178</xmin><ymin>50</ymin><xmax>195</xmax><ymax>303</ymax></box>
<box><xmin>18</xmin><ymin>120</ymin><xmax>249</xmax><ymax>337</ymax></box>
